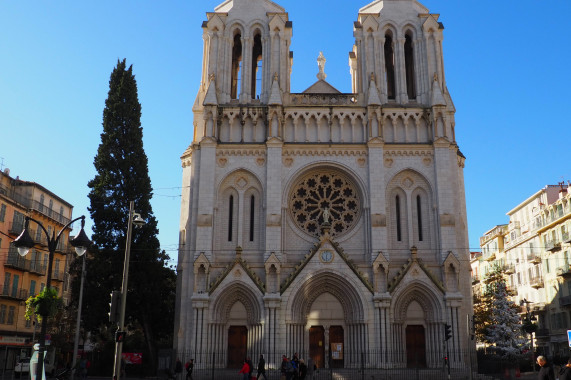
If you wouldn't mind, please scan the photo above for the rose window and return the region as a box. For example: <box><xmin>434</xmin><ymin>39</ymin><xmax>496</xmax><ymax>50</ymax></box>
<box><xmin>289</xmin><ymin>171</ymin><xmax>361</xmax><ymax>237</ymax></box>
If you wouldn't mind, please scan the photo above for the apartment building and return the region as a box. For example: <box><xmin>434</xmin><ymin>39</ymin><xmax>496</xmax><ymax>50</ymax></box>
<box><xmin>0</xmin><ymin>168</ymin><xmax>75</xmax><ymax>368</ymax></box>
<box><xmin>474</xmin><ymin>182</ymin><xmax>571</xmax><ymax>357</ymax></box>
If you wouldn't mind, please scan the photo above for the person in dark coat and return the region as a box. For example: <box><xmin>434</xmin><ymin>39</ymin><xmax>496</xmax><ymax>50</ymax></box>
<box><xmin>256</xmin><ymin>354</ymin><xmax>267</xmax><ymax>380</ymax></box>
<box><xmin>559</xmin><ymin>357</ymin><xmax>571</xmax><ymax>380</ymax></box>
<box><xmin>298</xmin><ymin>359</ymin><xmax>307</xmax><ymax>379</ymax></box>
<box><xmin>537</xmin><ymin>356</ymin><xmax>555</xmax><ymax>380</ymax></box>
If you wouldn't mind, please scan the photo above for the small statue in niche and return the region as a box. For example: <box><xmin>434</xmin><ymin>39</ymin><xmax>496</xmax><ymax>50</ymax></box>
<box><xmin>322</xmin><ymin>207</ymin><xmax>330</xmax><ymax>224</ymax></box>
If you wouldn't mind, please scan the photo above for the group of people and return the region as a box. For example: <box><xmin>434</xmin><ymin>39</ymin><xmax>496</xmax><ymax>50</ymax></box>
<box><xmin>238</xmin><ymin>353</ymin><xmax>312</xmax><ymax>380</ymax></box>
<box><xmin>537</xmin><ymin>355</ymin><xmax>571</xmax><ymax>380</ymax></box>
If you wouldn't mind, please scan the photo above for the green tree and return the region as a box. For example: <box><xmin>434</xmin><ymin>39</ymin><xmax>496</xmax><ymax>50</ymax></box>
<box><xmin>72</xmin><ymin>59</ymin><xmax>175</xmax><ymax>374</ymax></box>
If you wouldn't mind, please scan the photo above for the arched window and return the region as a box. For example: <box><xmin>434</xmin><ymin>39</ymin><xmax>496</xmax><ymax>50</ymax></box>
<box><xmin>396</xmin><ymin>195</ymin><xmax>402</xmax><ymax>241</ymax></box>
<box><xmin>231</xmin><ymin>32</ymin><xmax>242</xmax><ymax>99</ymax></box>
<box><xmin>404</xmin><ymin>32</ymin><xmax>416</xmax><ymax>100</ymax></box>
<box><xmin>249</xmin><ymin>195</ymin><xmax>255</xmax><ymax>242</ymax></box>
<box><xmin>228</xmin><ymin>195</ymin><xmax>234</xmax><ymax>242</ymax></box>
<box><xmin>416</xmin><ymin>195</ymin><xmax>423</xmax><ymax>241</ymax></box>
<box><xmin>384</xmin><ymin>33</ymin><xmax>396</xmax><ymax>100</ymax></box>
<box><xmin>251</xmin><ymin>33</ymin><xmax>263</xmax><ymax>99</ymax></box>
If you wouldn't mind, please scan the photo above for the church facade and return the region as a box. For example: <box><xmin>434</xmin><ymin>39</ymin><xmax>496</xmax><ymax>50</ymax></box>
<box><xmin>175</xmin><ymin>0</ymin><xmax>472</xmax><ymax>369</ymax></box>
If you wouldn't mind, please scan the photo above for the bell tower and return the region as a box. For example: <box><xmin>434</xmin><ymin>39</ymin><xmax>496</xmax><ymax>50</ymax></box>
<box><xmin>198</xmin><ymin>0</ymin><xmax>292</xmax><ymax>106</ymax></box>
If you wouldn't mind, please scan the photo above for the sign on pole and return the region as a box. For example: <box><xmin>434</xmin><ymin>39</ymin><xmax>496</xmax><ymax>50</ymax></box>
<box><xmin>567</xmin><ymin>330</ymin><xmax>571</xmax><ymax>347</ymax></box>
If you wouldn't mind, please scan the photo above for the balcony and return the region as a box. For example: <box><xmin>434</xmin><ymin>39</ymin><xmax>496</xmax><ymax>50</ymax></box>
<box><xmin>506</xmin><ymin>285</ymin><xmax>518</xmax><ymax>295</ymax></box>
<box><xmin>29</xmin><ymin>262</ymin><xmax>47</xmax><ymax>276</ymax></box>
<box><xmin>471</xmin><ymin>275</ymin><xmax>480</xmax><ymax>285</ymax></box>
<box><xmin>530</xmin><ymin>276</ymin><xmax>544</xmax><ymax>289</ymax></box>
<box><xmin>560</xmin><ymin>295</ymin><xmax>571</xmax><ymax>307</ymax></box>
<box><xmin>528</xmin><ymin>252</ymin><xmax>542</xmax><ymax>263</ymax></box>
<box><xmin>30</xmin><ymin>200</ymin><xmax>71</xmax><ymax>225</ymax></box>
<box><xmin>483</xmin><ymin>250</ymin><xmax>497</xmax><ymax>261</ymax></box>
<box><xmin>546</xmin><ymin>240</ymin><xmax>562</xmax><ymax>252</ymax></box>
<box><xmin>7</xmin><ymin>221</ymin><xmax>24</xmax><ymax>235</ymax></box>
<box><xmin>52</xmin><ymin>271</ymin><xmax>65</xmax><ymax>282</ymax></box>
<box><xmin>504</xmin><ymin>264</ymin><xmax>516</xmax><ymax>274</ymax></box>
<box><xmin>557</xmin><ymin>266</ymin><xmax>571</xmax><ymax>278</ymax></box>
<box><xmin>5</xmin><ymin>251</ymin><xmax>31</xmax><ymax>272</ymax></box>
<box><xmin>0</xmin><ymin>286</ymin><xmax>29</xmax><ymax>301</ymax></box>
<box><xmin>536</xmin><ymin>328</ymin><xmax>550</xmax><ymax>338</ymax></box>
<box><xmin>564</xmin><ymin>232</ymin><xmax>571</xmax><ymax>244</ymax></box>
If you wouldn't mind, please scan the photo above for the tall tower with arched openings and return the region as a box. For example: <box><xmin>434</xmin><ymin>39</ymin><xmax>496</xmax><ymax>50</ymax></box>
<box><xmin>176</xmin><ymin>0</ymin><xmax>473</xmax><ymax>371</ymax></box>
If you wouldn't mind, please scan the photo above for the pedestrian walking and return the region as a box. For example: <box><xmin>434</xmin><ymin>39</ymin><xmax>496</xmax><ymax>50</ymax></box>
<box><xmin>298</xmin><ymin>359</ymin><xmax>307</xmax><ymax>379</ymax></box>
<box><xmin>560</xmin><ymin>358</ymin><xmax>571</xmax><ymax>380</ymax></box>
<box><xmin>537</xmin><ymin>356</ymin><xmax>555</xmax><ymax>380</ymax></box>
<box><xmin>239</xmin><ymin>359</ymin><xmax>250</xmax><ymax>380</ymax></box>
<box><xmin>185</xmin><ymin>359</ymin><xmax>194</xmax><ymax>380</ymax></box>
<box><xmin>256</xmin><ymin>354</ymin><xmax>267</xmax><ymax>380</ymax></box>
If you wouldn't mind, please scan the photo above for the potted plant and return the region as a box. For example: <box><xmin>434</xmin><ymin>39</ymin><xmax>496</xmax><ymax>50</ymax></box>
<box><xmin>25</xmin><ymin>288</ymin><xmax>63</xmax><ymax>322</ymax></box>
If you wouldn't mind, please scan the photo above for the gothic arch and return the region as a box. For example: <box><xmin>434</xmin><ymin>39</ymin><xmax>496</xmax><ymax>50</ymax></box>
<box><xmin>391</xmin><ymin>281</ymin><xmax>444</xmax><ymax>324</ymax></box>
<box><xmin>287</xmin><ymin>270</ymin><xmax>367</xmax><ymax>323</ymax></box>
<box><xmin>211</xmin><ymin>281</ymin><xmax>263</xmax><ymax>325</ymax></box>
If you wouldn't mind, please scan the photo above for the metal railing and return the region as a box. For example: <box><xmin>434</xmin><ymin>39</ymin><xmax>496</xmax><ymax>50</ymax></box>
<box><xmin>0</xmin><ymin>285</ymin><xmax>29</xmax><ymax>300</ymax></box>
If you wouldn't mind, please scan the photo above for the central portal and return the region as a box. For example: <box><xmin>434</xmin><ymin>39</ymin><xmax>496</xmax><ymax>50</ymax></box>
<box><xmin>227</xmin><ymin>326</ymin><xmax>247</xmax><ymax>368</ymax></box>
<box><xmin>405</xmin><ymin>325</ymin><xmax>426</xmax><ymax>368</ymax></box>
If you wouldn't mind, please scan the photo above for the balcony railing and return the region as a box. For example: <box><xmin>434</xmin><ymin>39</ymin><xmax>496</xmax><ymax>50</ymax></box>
<box><xmin>504</xmin><ymin>264</ymin><xmax>516</xmax><ymax>274</ymax></box>
<box><xmin>564</xmin><ymin>232</ymin><xmax>571</xmax><ymax>244</ymax></box>
<box><xmin>557</xmin><ymin>266</ymin><xmax>571</xmax><ymax>278</ymax></box>
<box><xmin>527</xmin><ymin>253</ymin><xmax>542</xmax><ymax>263</ymax></box>
<box><xmin>52</xmin><ymin>271</ymin><xmax>65</xmax><ymax>282</ymax></box>
<box><xmin>471</xmin><ymin>275</ymin><xmax>480</xmax><ymax>285</ymax></box>
<box><xmin>30</xmin><ymin>200</ymin><xmax>71</xmax><ymax>225</ymax></box>
<box><xmin>5</xmin><ymin>249</ymin><xmax>31</xmax><ymax>272</ymax></box>
<box><xmin>560</xmin><ymin>295</ymin><xmax>571</xmax><ymax>307</ymax></box>
<box><xmin>529</xmin><ymin>276</ymin><xmax>544</xmax><ymax>289</ymax></box>
<box><xmin>29</xmin><ymin>261</ymin><xmax>47</xmax><ymax>276</ymax></box>
<box><xmin>546</xmin><ymin>240</ymin><xmax>562</xmax><ymax>252</ymax></box>
<box><xmin>0</xmin><ymin>285</ymin><xmax>29</xmax><ymax>300</ymax></box>
<box><xmin>7</xmin><ymin>221</ymin><xmax>24</xmax><ymax>235</ymax></box>
<box><xmin>506</xmin><ymin>285</ymin><xmax>518</xmax><ymax>295</ymax></box>
<box><xmin>536</xmin><ymin>328</ymin><xmax>550</xmax><ymax>338</ymax></box>
<box><xmin>483</xmin><ymin>250</ymin><xmax>497</xmax><ymax>261</ymax></box>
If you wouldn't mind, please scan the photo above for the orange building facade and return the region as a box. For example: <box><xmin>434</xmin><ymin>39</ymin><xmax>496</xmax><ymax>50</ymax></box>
<box><xmin>0</xmin><ymin>169</ymin><xmax>75</xmax><ymax>369</ymax></box>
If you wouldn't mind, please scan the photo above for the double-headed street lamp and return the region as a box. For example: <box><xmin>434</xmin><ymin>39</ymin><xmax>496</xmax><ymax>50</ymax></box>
<box><xmin>113</xmin><ymin>201</ymin><xmax>146</xmax><ymax>380</ymax></box>
<box><xmin>14</xmin><ymin>215</ymin><xmax>91</xmax><ymax>380</ymax></box>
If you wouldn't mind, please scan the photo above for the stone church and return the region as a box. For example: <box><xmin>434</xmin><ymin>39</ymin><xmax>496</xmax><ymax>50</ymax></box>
<box><xmin>175</xmin><ymin>0</ymin><xmax>472</xmax><ymax>369</ymax></box>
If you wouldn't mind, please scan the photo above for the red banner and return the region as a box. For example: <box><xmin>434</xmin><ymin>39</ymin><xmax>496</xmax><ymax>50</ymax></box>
<box><xmin>121</xmin><ymin>353</ymin><xmax>142</xmax><ymax>364</ymax></box>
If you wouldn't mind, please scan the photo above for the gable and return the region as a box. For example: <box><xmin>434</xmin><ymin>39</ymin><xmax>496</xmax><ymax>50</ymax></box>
<box><xmin>302</xmin><ymin>80</ymin><xmax>342</xmax><ymax>94</ymax></box>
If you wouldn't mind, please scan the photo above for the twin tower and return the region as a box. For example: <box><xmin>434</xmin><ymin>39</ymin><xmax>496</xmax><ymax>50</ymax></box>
<box><xmin>176</xmin><ymin>0</ymin><xmax>472</xmax><ymax>370</ymax></box>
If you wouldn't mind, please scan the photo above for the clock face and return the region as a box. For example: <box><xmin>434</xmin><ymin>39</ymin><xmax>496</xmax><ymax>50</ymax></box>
<box><xmin>320</xmin><ymin>250</ymin><xmax>333</xmax><ymax>263</ymax></box>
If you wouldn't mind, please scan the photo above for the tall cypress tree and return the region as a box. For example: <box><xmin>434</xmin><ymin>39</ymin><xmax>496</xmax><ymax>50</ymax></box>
<box><xmin>77</xmin><ymin>59</ymin><xmax>175</xmax><ymax>373</ymax></box>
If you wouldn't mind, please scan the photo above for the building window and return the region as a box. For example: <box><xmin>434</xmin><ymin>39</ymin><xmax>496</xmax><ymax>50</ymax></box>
<box><xmin>0</xmin><ymin>204</ymin><xmax>6</xmax><ymax>222</ymax></box>
<box><xmin>39</xmin><ymin>194</ymin><xmax>45</xmax><ymax>212</ymax></box>
<box><xmin>54</xmin><ymin>259</ymin><xmax>60</xmax><ymax>278</ymax></box>
<box><xmin>0</xmin><ymin>305</ymin><xmax>6</xmax><ymax>324</ymax></box>
<box><xmin>228</xmin><ymin>195</ymin><xmax>234</xmax><ymax>242</ymax></box>
<box><xmin>249</xmin><ymin>195</ymin><xmax>255</xmax><ymax>242</ymax></box>
<box><xmin>30</xmin><ymin>280</ymin><xmax>36</xmax><ymax>297</ymax></box>
<box><xmin>416</xmin><ymin>195</ymin><xmax>423</xmax><ymax>241</ymax></box>
<box><xmin>11</xmin><ymin>274</ymin><xmax>19</xmax><ymax>298</ymax></box>
<box><xmin>7</xmin><ymin>306</ymin><xmax>15</xmax><ymax>325</ymax></box>
<box><xmin>396</xmin><ymin>195</ymin><xmax>402</xmax><ymax>241</ymax></box>
<box><xmin>3</xmin><ymin>273</ymin><xmax>10</xmax><ymax>296</ymax></box>
<box><xmin>404</xmin><ymin>32</ymin><xmax>416</xmax><ymax>100</ymax></box>
<box><xmin>48</xmin><ymin>199</ymin><xmax>53</xmax><ymax>217</ymax></box>
<box><xmin>231</xmin><ymin>32</ymin><xmax>243</xmax><ymax>100</ymax></box>
<box><xmin>384</xmin><ymin>33</ymin><xmax>396</xmax><ymax>100</ymax></box>
<box><xmin>12</xmin><ymin>211</ymin><xmax>24</xmax><ymax>233</ymax></box>
<box><xmin>251</xmin><ymin>33</ymin><xmax>263</xmax><ymax>99</ymax></box>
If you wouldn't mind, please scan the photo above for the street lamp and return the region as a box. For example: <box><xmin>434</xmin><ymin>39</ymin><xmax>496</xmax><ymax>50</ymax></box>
<box><xmin>112</xmin><ymin>201</ymin><xmax>146</xmax><ymax>380</ymax></box>
<box><xmin>14</xmin><ymin>215</ymin><xmax>91</xmax><ymax>380</ymax></box>
<box><xmin>520</xmin><ymin>298</ymin><xmax>537</xmax><ymax>372</ymax></box>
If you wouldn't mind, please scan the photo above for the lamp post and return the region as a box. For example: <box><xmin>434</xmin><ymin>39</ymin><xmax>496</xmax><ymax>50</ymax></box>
<box><xmin>13</xmin><ymin>215</ymin><xmax>91</xmax><ymax>380</ymax></box>
<box><xmin>520</xmin><ymin>298</ymin><xmax>537</xmax><ymax>372</ymax></box>
<box><xmin>112</xmin><ymin>201</ymin><xmax>146</xmax><ymax>380</ymax></box>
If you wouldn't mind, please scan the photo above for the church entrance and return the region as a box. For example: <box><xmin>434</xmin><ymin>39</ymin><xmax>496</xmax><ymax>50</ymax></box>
<box><xmin>406</xmin><ymin>325</ymin><xmax>426</xmax><ymax>368</ymax></box>
<box><xmin>227</xmin><ymin>326</ymin><xmax>247</xmax><ymax>368</ymax></box>
<box><xmin>309</xmin><ymin>326</ymin><xmax>325</xmax><ymax>369</ymax></box>
<box><xmin>329</xmin><ymin>326</ymin><xmax>344</xmax><ymax>368</ymax></box>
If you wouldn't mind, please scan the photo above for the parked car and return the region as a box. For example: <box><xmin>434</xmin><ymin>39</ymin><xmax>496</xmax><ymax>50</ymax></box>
<box><xmin>14</xmin><ymin>357</ymin><xmax>54</xmax><ymax>377</ymax></box>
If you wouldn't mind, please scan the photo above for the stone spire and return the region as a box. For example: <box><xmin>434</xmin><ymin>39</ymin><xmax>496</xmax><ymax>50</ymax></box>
<box><xmin>317</xmin><ymin>51</ymin><xmax>327</xmax><ymax>80</ymax></box>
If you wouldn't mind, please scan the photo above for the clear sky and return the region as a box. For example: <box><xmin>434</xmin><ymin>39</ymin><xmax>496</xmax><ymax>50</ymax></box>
<box><xmin>1</xmin><ymin>0</ymin><xmax>570</xmax><ymax>261</ymax></box>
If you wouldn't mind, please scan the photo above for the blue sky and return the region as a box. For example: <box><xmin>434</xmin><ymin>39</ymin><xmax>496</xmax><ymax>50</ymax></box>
<box><xmin>1</xmin><ymin>0</ymin><xmax>570</xmax><ymax>261</ymax></box>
